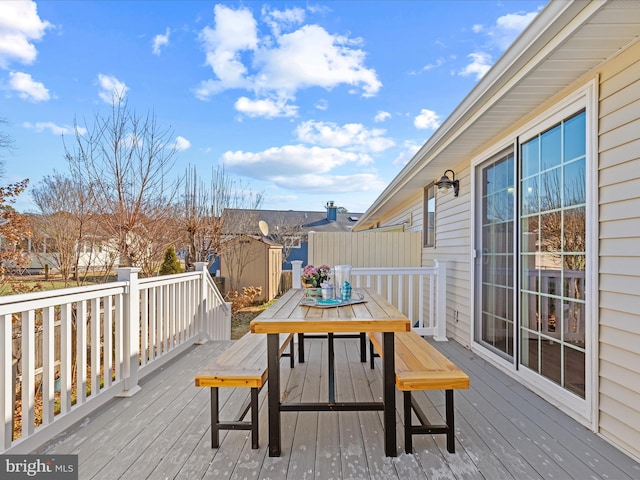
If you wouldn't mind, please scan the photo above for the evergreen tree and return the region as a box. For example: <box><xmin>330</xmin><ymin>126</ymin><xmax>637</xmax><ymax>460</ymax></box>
<box><xmin>159</xmin><ymin>245</ymin><xmax>183</xmax><ymax>275</ymax></box>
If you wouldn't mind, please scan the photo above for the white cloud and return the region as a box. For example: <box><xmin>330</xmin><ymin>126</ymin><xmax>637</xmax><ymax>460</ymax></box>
<box><xmin>97</xmin><ymin>74</ymin><xmax>128</xmax><ymax>104</ymax></box>
<box><xmin>196</xmin><ymin>5</ymin><xmax>258</xmax><ymax>98</ymax></box>
<box><xmin>314</xmin><ymin>98</ymin><xmax>328</xmax><ymax>111</ymax></box>
<box><xmin>374</xmin><ymin>111</ymin><xmax>391</xmax><ymax>123</ymax></box>
<box><xmin>8</xmin><ymin>71</ymin><xmax>49</xmax><ymax>102</ymax></box>
<box><xmin>235</xmin><ymin>96</ymin><xmax>298</xmax><ymax>118</ymax></box>
<box><xmin>459</xmin><ymin>52</ymin><xmax>492</xmax><ymax>80</ymax></box>
<box><xmin>152</xmin><ymin>28</ymin><xmax>170</xmax><ymax>55</ymax></box>
<box><xmin>256</xmin><ymin>24</ymin><xmax>380</xmax><ymax>97</ymax></box>
<box><xmin>423</xmin><ymin>58</ymin><xmax>444</xmax><ymax>72</ymax></box>
<box><xmin>489</xmin><ymin>11</ymin><xmax>539</xmax><ymax>50</ymax></box>
<box><xmin>295</xmin><ymin>120</ymin><xmax>394</xmax><ymax>153</ymax></box>
<box><xmin>223</xmin><ymin>145</ymin><xmax>386</xmax><ymax>194</ymax></box>
<box><xmin>196</xmin><ymin>4</ymin><xmax>381</xmax><ymax>109</ymax></box>
<box><xmin>223</xmin><ymin>144</ymin><xmax>370</xmax><ymax>178</ymax></box>
<box><xmin>261</xmin><ymin>5</ymin><xmax>305</xmax><ymax>37</ymax></box>
<box><xmin>0</xmin><ymin>0</ymin><xmax>51</xmax><ymax>68</ymax></box>
<box><xmin>23</xmin><ymin>121</ymin><xmax>87</xmax><ymax>136</ymax></box>
<box><xmin>174</xmin><ymin>136</ymin><xmax>191</xmax><ymax>151</ymax></box>
<box><xmin>392</xmin><ymin>140</ymin><xmax>422</xmax><ymax>167</ymax></box>
<box><xmin>271</xmin><ymin>172</ymin><xmax>387</xmax><ymax>193</ymax></box>
<box><xmin>414</xmin><ymin>109</ymin><xmax>441</xmax><ymax>130</ymax></box>
<box><xmin>459</xmin><ymin>8</ymin><xmax>538</xmax><ymax>83</ymax></box>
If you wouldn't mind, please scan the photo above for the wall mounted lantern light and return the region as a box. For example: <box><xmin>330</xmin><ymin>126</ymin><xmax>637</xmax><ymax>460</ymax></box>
<box><xmin>435</xmin><ymin>169</ymin><xmax>459</xmax><ymax>197</ymax></box>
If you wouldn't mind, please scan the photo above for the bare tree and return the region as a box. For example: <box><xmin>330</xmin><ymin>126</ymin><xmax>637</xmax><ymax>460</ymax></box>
<box><xmin>265</xmin><ymin>214</ymin><xmax>304</xmax><ymax>266</ymax></box>
<box><xmin>0</xmin><ymin>179</ymin><xmax>32</xmax><ymax>289</ymax></box>
<box><xmin>31</xmin><ymin>172</ymin><xmax>102</xmax><ymax>284</ymax></box>
<box><xmin>180</xmin><ymin>165</ymin><xmax>264</xmax><ymax>271</ymax></box>
<box><xmin>0</xmin><ymin>118</ymin><xmax>14</xmax><ymax>160</ymax></box>
<box><xmin>65</xmin><ymin>99</ymin><xmax>180</xmax><ymax>276</ymax></box>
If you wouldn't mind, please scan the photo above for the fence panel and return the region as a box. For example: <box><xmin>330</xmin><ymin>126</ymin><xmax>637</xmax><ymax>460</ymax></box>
<box><xmin>308</xmin><ymin>231</ymin><xmax>422</xmax><ymax>268</ymax></box>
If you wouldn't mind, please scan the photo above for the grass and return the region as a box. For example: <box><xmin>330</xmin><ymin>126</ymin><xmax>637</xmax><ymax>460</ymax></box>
<box><xmin>2</xmin><ymin>273</ymin><xmax>118</xmax><ymax>296</ymax></box>
<box><xmin>231</xmin><ymin>299</ymin><xmax>276</xmax><ymax>339</ymax></box>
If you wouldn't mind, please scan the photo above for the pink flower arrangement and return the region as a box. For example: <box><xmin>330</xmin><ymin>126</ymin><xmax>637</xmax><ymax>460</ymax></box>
<box><xmin>302</xmin><ymin>264</ymin><xmax>330</xmax><ymax>288</ymax></box>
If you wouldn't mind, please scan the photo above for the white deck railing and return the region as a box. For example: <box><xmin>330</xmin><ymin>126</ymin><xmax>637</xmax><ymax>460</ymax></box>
<box><xmin>292</xmin><ymin>261</ymin><xmax>448</xmax><ymax>340</ymax></box>
<box><xmin>1</xmin><ymin>263</ymin><xmax>230</xmax><ymax>454</ymax></box>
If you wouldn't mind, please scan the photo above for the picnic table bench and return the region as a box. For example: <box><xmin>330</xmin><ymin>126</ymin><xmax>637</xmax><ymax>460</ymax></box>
<box><xmin>195</xmin><ymin>332</ymin><xmax>294</xmax><ymax>449</ymax></box>
<box><xmin>368</xmin><ymin>330</ymin><xmax>470</xmax><ymax>453</ymax></box>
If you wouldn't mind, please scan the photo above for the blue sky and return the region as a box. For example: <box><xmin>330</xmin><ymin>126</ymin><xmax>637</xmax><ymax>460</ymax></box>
<box><xmin>1</xmin><ymin>0</ymin><xmax>545</xmax><ymax>214</ymax></box>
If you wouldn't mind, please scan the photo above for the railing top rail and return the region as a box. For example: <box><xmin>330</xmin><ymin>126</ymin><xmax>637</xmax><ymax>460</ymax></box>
<box><xmin>0</xmin><ymin>285</ymin><xmax>128</xmax><ymax>316</ymax></box>
<box><xmin>351</xmin><ymin>266</ymin><xmax>437</xmax><ymax>275</ymax></box>
<box><xmin>138</xmin><ymin>271</ymin><xmax>202</xmax><ymax>288</ymax></box>
<box><xmin>0</xmin><ymin>281</ymin><xmax>128</xmax><ymax>308</ymax></box>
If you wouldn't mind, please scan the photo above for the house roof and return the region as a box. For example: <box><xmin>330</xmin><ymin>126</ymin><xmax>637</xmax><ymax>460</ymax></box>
<box><xmin>222</xmin><ymin>208</ymin><xmax>363</xmax><ymax>234</ymax></box>
<box><xmin>354</xmin><ymin>0</ymin><xmax>640</xmax><ymax>230</ymax></box>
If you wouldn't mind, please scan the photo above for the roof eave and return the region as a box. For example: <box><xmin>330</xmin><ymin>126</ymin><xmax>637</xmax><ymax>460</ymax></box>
<box><xmin>354</xmin><ymin>0</ymin><xmax>603</xmax><ymax>231</ymax></box>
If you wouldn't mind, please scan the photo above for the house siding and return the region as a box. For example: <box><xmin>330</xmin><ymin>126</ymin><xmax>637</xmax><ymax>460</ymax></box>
<box><xmin>420</xmin><ymin>167</ymin><xmax>473</xmax><ymax>346</ymax></box>
<box><xmin>598</xmin><ymin>40</ymin><xmax>640</xmax><ymax>461</ymax></box>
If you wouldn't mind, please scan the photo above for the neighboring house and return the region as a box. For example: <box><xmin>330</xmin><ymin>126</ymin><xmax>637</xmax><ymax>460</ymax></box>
<box><xmin>354</xmin><ymin>0</ymin><xmax>640</xmax><ymax>463</ymax></box>
<box><xmin>21</xmin><ymin>235</ymin><xmax>117</xmax><ymax>276</ymax></box>
<box><xmin>216</xmin><ymin>202</ymin><xmax>361</xmax><ymax>272</ymax></box>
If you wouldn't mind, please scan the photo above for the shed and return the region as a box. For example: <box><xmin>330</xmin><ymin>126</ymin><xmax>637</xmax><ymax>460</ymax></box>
<box><xmin>220</xmin><ymin>235</ymin><xmax>282</xmax><ymax>301</ymax></box>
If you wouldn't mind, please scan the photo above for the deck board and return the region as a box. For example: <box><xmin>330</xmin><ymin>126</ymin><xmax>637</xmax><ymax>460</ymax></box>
<box><xmin>35</xmin><ymin>336</ymin><xmax>640</xmax><ymax>479</ymax></box>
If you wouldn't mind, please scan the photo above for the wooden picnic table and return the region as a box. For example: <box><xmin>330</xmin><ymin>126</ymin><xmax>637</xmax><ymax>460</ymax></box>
<box><xmin>250</xmin><ymin>287</ymin><xmax>410</xmax><ymax>457</ymax></box>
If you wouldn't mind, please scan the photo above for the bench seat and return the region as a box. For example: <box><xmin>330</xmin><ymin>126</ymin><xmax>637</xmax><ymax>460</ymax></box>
<box><xmin>195</xmin><ymin>332</ymin><xmax>294</xmax><ymax>449</ymax></box>
<box><xmin>368</xmin><ymin>330</ymin><xmax>469</xmax><ymax>453</ymax></box>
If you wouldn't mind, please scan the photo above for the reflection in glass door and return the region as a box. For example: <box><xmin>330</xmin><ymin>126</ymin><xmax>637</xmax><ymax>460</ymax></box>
<box><xmin>519</xmin><ymin>110</ymin><xmax>586</xmax><ymax>398</ymax></box>
<box><xmin>475</xmin><ymin>151</ymin><xmax>515</xmax><ymax>359</ymax></box>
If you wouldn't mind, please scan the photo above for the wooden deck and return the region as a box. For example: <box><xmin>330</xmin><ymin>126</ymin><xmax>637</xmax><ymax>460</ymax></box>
<box><xmin>36</xmin><ymin>337</ymin><xmax>640</xmax><ymax>479</ymax></box>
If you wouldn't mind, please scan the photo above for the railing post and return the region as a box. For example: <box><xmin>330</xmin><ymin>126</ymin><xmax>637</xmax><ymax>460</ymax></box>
<box><xmin>434</xmin><ymin>260</ymin><xmax>448</xmax><ymax>341</ymax></box>
<box><xmin>1</xmin><ymin>314</ymin><xmax>11</xmax><ymax>450</ymax></box>
<box><xmin>195</xmin><ymin>262</ymin><xmax>209</xmax><ymax>344</ymax></box>
<box><xmin>292</xmin><ymin>260</ymin><xmax>303</xmax><ymax>289</ymax></box>
<box><xmin>116</xmin><ymin>267</ymin><xmax>142</xmax><ymax>397</ymax></box>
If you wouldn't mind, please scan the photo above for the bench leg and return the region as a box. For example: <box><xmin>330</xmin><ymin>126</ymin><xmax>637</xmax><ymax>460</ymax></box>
<box><xmin>251</xmin><ymin>387</ymin><xmax>259</xmax><ymax>449</ymax></box>
<box><xmin>211</xmin><ymin>387</ymin><xmax>220</xmax><ymax>448</ymax></box>
<box><xmin>298</xmin><ymin>333</ymin><xmax>305</xmax><ymax>363</ymax></box>
<box><xmin>404</xmin><ymin>391</ymin><xmax>413</xmax><ymax>453</ymax></box>
<box><xmin>369</xmin><ymin>339</ymin><xmax>375</xmax><ymax>369</ymax></box>
<box><xmin>289</xmin><ymin>337</ymin><xmax>295</xmax><ymax>368</ymax></box>
<box><xmin>403</xmin><ymin>389</ymin><xmax>456</xmax><ymax>454</ymax></box>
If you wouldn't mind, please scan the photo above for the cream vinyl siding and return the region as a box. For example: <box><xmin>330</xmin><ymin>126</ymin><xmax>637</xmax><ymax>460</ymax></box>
<box><xmin>423</xmin><ymin>167</ymin><xmax>472</xmax><ymax>346</ymax></box>
<box><xmin>371</xmin><ymin>172</ymin><xmax>473</xmax><ymax>346</ymax></box>
<box><xmin>597</xmin><ymin>40</ymin><xmax>640</xmax><ymax>461</ymax></box>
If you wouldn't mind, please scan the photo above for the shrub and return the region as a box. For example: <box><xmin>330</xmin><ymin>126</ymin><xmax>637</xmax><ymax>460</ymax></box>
<box><xmin>159</xmin><ymin>246</ymin><xmax>183</xmax><ymax>275</ymax></box>
<box><xmin>227</xmin><ymin>286</ymin><xmax>263</xmax><ymax>314</ymax></box>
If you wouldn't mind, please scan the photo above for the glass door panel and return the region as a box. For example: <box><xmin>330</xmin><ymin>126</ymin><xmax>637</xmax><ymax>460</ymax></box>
<box><xmin>475</xmin><ymin>152</ymin><xmax>515</xmax><ymax>359</ymax></box>
<box><xmin>518</xmin><ymin>110</ymin><xmax>586</xmax><ymax>399</ymax></box>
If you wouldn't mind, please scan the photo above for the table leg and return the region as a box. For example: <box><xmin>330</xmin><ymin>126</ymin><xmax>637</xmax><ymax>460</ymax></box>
<box><xmin>267</xmin><ymin>333</ymin><xmax>281</xmax><ymax>456</ymax></box>
<box><xmin>360</xmin><ymin>332</ymin><xmax>367</xmax><ymax>362</ymax></box>
<box><xmin>382</xmin><ymin>332</ymin><xmax>397</xmax><ymax>457</ymax></box>
<box><xmin>328</xmin><ymin>332</ymin><xmax>335</xmax><ymax>403</ymax></box>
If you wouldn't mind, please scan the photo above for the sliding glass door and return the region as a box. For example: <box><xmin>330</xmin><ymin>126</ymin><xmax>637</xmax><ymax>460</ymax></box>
<box><xmin>475</xmin><ymin>109</ymin><xmax>587</xmax><ymax>400</ymax></box>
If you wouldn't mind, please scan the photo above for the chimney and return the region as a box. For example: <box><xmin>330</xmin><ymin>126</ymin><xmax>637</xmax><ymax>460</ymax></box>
<box><xmin>326</xmin><ymin>201</ymin><xmax>337</xmax><ymax>222</ymax></box>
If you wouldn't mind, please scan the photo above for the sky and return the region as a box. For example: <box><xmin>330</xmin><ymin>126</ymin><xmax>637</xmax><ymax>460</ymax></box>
<box><xmin>0</xmin><ymin>0</ymin><xmax>546</xmax><ymax>214</ymax></box>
